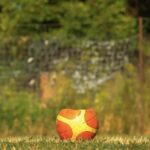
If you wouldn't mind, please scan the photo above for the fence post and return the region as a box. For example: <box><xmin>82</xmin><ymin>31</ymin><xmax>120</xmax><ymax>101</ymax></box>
<box><xmin>40</xmin><ymin>72</ymin><xmax>56</xmax><ymax>101</ymax></box>
<box><xmin>138</xmin><ymin>17</ymin><xmax>145</xmax><ymax>83</ymax></box>
<box><xmin>138</xmin><ymin>16</ymin><xmax>145</xmax><ymax>133</ymax></box>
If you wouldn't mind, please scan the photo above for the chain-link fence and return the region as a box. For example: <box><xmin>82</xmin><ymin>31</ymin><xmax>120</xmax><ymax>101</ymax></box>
<box><xmin>0</xmin><ymin>36</ymin><xmax>137</xmax><ymax>99</ymax></box>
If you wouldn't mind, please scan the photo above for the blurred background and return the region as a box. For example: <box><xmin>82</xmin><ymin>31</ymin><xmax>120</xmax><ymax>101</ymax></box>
<box><xmin>0</xmin><ymin>0</ymin><xmax>150</xmax><ymax>137</ymax></box>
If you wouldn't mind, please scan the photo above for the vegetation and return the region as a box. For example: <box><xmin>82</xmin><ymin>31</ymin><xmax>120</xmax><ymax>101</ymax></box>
<box><xmin>0</xmin><ymin>0</ymin><xmax>150</xmax><ymax>141</ymax></box>
<box><xmin>0</xmin><ymin>63</ymin><xmax>150</xmax><ymax>136</ymax></box>
<box><xmin>0</xmin><ymin>0</ymin><xmax>136</xmax><ymax>43</ymax></box>
<box><xmin>0</xmin><ymin>136</ymin><xmax>149</xmax><ymax>150</ymax></box>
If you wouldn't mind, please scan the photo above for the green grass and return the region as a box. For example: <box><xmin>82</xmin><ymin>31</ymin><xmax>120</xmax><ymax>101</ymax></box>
<box><xmin>0</xmin><ymin>136</ymin><xmax>149</xmax><ymax>150</ymax></box>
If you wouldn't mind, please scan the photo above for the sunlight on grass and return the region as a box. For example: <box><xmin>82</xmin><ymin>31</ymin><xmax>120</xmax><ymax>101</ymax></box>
<box><xmin>0</xmin><ymin>136</ymin><xmax>149</xmax><ymax>150</ymax></box>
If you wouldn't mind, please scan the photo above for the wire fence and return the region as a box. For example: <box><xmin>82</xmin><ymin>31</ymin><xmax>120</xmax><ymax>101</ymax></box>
<box><xmin>0</xmin><ymin>36</ymin><xmax>137</xmax><ymax>98</ymax></box>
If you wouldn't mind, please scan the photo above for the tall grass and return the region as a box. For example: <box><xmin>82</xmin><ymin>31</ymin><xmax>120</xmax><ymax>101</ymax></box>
<box><xmin>0</xmin><ymin>63</ymin><xmax>150</xmax><ymax>136</ymax></box>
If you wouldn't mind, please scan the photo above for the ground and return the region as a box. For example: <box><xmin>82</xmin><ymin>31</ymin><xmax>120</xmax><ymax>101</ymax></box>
<box><xmin>0</xmin><ymin>136</ymin><xmax>149</xmax><ymax>150</ymax></box>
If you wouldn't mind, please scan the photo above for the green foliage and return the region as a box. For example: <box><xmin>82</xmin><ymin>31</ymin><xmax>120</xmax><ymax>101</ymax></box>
<box><xmin>0</xmin><ymin>0</ymin><xmax>136</xmax><ymax>43</ymax></box>
<box><xmin>0</xmin><ymin>63</ymin><xmax>150</xmax><ymax>136</ymax></box>
<box><xmin>0</xmin><ymin>0</ymin><xmax>150</xmax><ymax>137</ymax></box>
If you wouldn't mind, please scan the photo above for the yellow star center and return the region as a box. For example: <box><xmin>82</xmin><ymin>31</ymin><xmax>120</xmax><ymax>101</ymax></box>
<box><xmin>57</xmin><ymin>110</ymin><xmax>96</xmax><ymax>140</ymax></box>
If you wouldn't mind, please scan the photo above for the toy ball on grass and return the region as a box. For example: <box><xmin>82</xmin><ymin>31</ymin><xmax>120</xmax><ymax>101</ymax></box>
<box><xmin>56</xmin><ymin>108</ymin><xmax>99</xmax><ymax>141</ymax></box>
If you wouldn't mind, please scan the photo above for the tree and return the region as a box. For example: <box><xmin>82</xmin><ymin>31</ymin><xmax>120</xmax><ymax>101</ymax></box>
<box><xmin>0</xmin><ymin>0</ymin><xmax>136</xmax><ymax>44</ymax></box>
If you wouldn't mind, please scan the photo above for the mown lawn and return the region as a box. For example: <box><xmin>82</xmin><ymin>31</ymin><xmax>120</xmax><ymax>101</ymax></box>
<box><xmin>0</xmin><ymin>136</ymin><xmax>149</xmax><ymax>150</ymax></box>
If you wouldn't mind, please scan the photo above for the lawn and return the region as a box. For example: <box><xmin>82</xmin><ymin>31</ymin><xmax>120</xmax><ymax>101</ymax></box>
<box><xmin>0</xmin><ymin>136</ymin><xmax>149</xmax><ymax>150</ymax></box>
